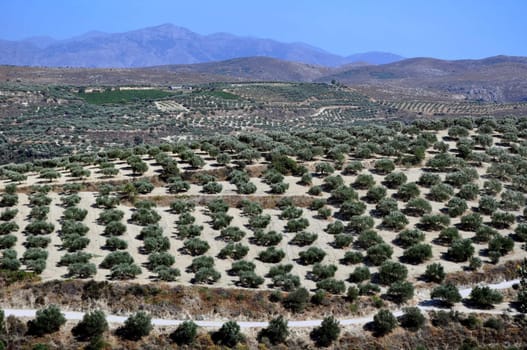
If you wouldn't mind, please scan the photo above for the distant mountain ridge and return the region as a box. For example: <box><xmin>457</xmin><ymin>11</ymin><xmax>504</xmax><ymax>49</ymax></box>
<box><xmin>0</xmin><ymin>23</ymin><xmax>403</xmax><ymax>68</ymax></box>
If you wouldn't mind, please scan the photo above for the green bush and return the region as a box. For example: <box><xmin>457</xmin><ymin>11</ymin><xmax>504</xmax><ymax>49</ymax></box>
<box><xmin>399</xmin><ymin>307</ymin><xmax>425</xmax><ymax>331</ymax></box>
<box><xmin>28</xmin><ymin>305</ymin><xmax>66</xmax><ymax>336</ymax></box>
<box><xmin>386</xmin><ymin>281</ymin><xmax>414</xmax><ymax>303</ymax></box>
<box><xmin>283</xmin><ymin>287</ymin><xmax>309</xmax><ymax>312</ymax></box>
<box><xmin>366</xmin><ymin>243</ymin><xmax>393</xmax><ymax>265</ymax></box>
<box><xmin>118</xmin><ymin>311</ymin><xmax>152</xmax><ymax>340</ymax></box>
<box><xmin>431</xmin><ymin>283</ymin><xmax>462</xmax><ymax>306</ymax></box>
<box><xmin>110</xmin><ymin>263</ymin><xmax>142</xmax><ymax>280</ymax></box>
<box><xmin>213</xmin><ymin>321</ymin><xmax>244</xmax><ymax>347</ymax></box>
<box><xmin>170</xmin><ymin>320</ymin><xmax>198</xmax><ymax>345</ymax></box>
<box><xmin>378</xmin><ymin>260</ymin><xmax>408</xmax><ymax>285</ymax></box>
<box><xmin>310</xmin><ymin>316</ymin><xmax>340</xmax><ymax>346</ymax></box>
<box><xmin>258</xmin><ymin>315</ymin><xmax>289</xmax><ymax>345</ymax></box>
<box><xmin>373</xmin><ymin>309</ymin><xmax>398</xmax><ymax>335</ymax></box>
<box><xmin>424</xmin><ymin>263</ymin><xmax>445</xmax><ymax>283</ymax></box>
<box><xmin>469</xmin><ymin>286</ymin><xmax>503</xmax><ymax>308</ymax></box>
<box><xmin>72</xmin><ymin>310</ymin><xmax>108</xmax><ymax>341</ymax></box>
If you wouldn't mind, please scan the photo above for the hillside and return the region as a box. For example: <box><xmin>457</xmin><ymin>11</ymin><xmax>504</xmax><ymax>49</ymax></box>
<box><xmin>0</xmin><ymin>23</ymin><xmax>402</xmax><ymax>68</ymax></box>
<box><xmin>321</xmin><ymin>56</ymin><xmax>527</xmax><ymax>102</ymax></box>
<box><xmin>2</xmin><ymin>54</ymin><xmax>527</xmax><ymax>102</ymax></box>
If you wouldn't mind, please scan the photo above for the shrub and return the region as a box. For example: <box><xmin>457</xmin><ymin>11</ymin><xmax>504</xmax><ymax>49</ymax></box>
<box><xmin>446</xmin><ymin>197</ymin><xmax>468</xmax><ymax>217</ymax></box>
<box><xmin>310</xmin><ymin>316</ymin><xmax>340</xmax><ymax>346</ymax></box>
<box><xmin>424</xmin><ymin>263</ymin><xmax>445</xmax><ymax>283</ymax></box>
<box><xmin>238</xmin><ymin>271</ymin><xmax>264</xmax><ymax>288</ymax></box>
<box><xmin>0</xmin><ymin>235</ymin><xmax>17</xmax><ymax>249</ymax></box>
<box><xmin>72</xmin><ymin>310</ymin><xmax>108</xmax><ymax>341</ymax></box>
<box><xmin>28</xmin><ymin>305</ymin><xmax>66</xmax><ymax>336</ymax></box>
<box><xmin>213</xmin><ymin>321</ymin><xmax>244</xmax><ymax>347</ymax></box>
<box><xmin>98</xmin><ymin>209</ymin><xmax>124</xmax><ymax>225</ymax></box>
<box><xmin>366</xmin><ymin>186</ymin><xmax>387</xmax><ymax>203</ymax></box>
<box><xmin>0</xmin><ymin>208</ymin><xmax>18</xmax><ymax>221</ymax></box>
<box><xmin>147</xmin><ymin>252</ymin><xmax>175</xmax><ymax>270</ymax></box>
<box><xmin>472</xmin><ymin>196</ymin><xmax>493</xmax><ymax>217</ymax></box>
<box><xmin>170</xmin><ymin>321</ymin><xmax>198</xmax><ymax>345</ymax></box>
<box><xmin>118</xmin><ymin>311</ymin><xmax>152</xmax><ymax>340</ymax></box>
<box><xmin>67</xmin><ymin>263</ymin><xmax>97</xmax><ymax>278</ymax></box>
<box><xmin>58</xmin><ymin>252</ymin><xmax>91</xmax><ymax>266</ymax></box>
<box><xmin>420</xmin><ymin>214</ymin><xmax>450</xmax><ymax>231</ymax></box>
<box><xmin>488</xmin><ymin>234</ymin><xmax>514</xmax><ymax>262</ymax></box>
<box><xmin>382</xmin><ymin>211</ymin><xmax>408</xmax><ymax>230</ymax></box>
<box><xmin>347</xmin><ymin>215</ymin><xmax>375</xmax><ymax>233</ymax></box>
<box><xmin>349</xmin><ymin>266</ymin><xmax>371</xmax><ymax>283</ymax></box>
<box><xmin>219</xmin><ymin>226</ymin><xmax>246</xmax><ymax>242</ymax></box>
<box><xmin>333</xmin><ymin>233</ymin><xmax>353</xmax><ymax>248</ymax></box>
<box><xmin>230</xmin><ymin>260</ymin><xmax>255</xmax><ymax>276</ymax></box>
<box><xmin>404</xmin><ymin>198</ymin><xmax>432</xmax><ymax>216</ymax></box>
<box><xmin>366</xmin><ymin>243</ymin><xmax>393</xmax><ymax>265</ymax></box>
<box><xmin>103</xmin><ymin>221</ymin><xmax>126</xmax><ymax>236</ymax></box>
<box><xmin>428</xmin><ymin>183</ymin><xmax>454</xmax><ymax>202</ymax></box>
<box><xmin>341</xmin><ymin>251</ymin><xmax>363</xmax><ymax>265</ymax></box>
<box><xmin>63</xmin><ymin>207</ymin><xmax>88</xmax><ymax>221</ymax></box>
<box><xmin>469</xmin><ymin>286</ymin><xmax>503</xmax><ymax>308</ymax></box>
<box><xmin>182</xmin><ymin>238</ymin><xmax>210</xmax><ymax>256</ymax></box>
<box><xmin>283</xmin><ymin>287</ymin><xmax>309</xmax><ymax>312</ymax></box>
<box><xmin>193</xmin><ymin>267</ymin><xmax>221</xmax><ymax>284</ymax></box>
<box><xmin>457</xmin><ymin>183</ymin><xmax>480</xmax><ymax>200</ymax></box>
<box><xmin>354</xmin><ymin>174</ymin><xmax>375</xmax><ymax>189</ymax></box>
<box><xmin>24</xmin><ymin>235</ymin><xmax>50</xmax><ymax>248</ymax></box>
<box><xmin>25</xmin><ymin>221</ymin><xmax>54</xmax><ymax>235</ymax></box>
<box><xmin>259</xmin><ymin>315</ymin><xmax>288</xmax><ymax>345</ymax></box>
<box><xmin>459</xmin><ymin>213</ymin><xmax>483</xmax><ymax>231</ymax></box>
<box><xmin>399</xmin><ymin>307</ymin><xmax>425</xmax><ymax>331</ymax></box>
<box><xmin>386</xmin><ymin>281</ymin><xmax>414</xmax><ymax>304</ymax></box>
<box><xmin>211</xmin><ymin>212</ymin><xmax>233</xmax><ymax>230</ymax></box>
<box><xmin>396</xmin><ymin>229</ymin><xmax>425</xmax><ymax>248</ymax></box>
<box><xmin>490</xmin><ymin>211</ymin><xmax>515</xmax><ymax>229</ymax></box>
<box><xmin>373</xmin><ymin>309</ymin><xmax>398</xmax><ymax>335</ymax></box>
<box><xmin>99</xmin><ymin>251</ymin><xmax>133</xmax><ymax>269</ymax></box>
<box><xmin>418</xmin><ymin>173</ymin><xmax>441</xmax><ymax>187</ymax></box>
<box><xmin>290</xmin><ymin>231</ymin><xmax>317</xmax><ymax>246</ymax></box>
<box><xmin>62</xmin><ymin>234</ymin><xmax>90</xmax><ymax>252</ymax></box>
<box><xmin>447</xmin><ymin>239</ymin><xmax>475</xmax><ymax>262</ymax></box>
<box><xmin>258</xmin><ymin>247</ymin><xmax>285</xmax><ymax>263</ymax></box>
<box><xmin>130</xmin><ymin>208</ymin><xmax>161</xmax><ymax>226</ymax></box>
<box><xmin>403</xmin><ymin>243</ymin><xmax>433</xmax><ymax>264</ymax></box>
<box><xmin>298</xmin><ymin>247</ymin><xmax>326</xmax><ymax>265</ymax></box>
<box><xmin>358</xmin><ymin>282</ymin><xmax>381</xmax><ymax>296</ymax></box>
<box><xmin>104</xmin><ymin>236</ymin><xmax>128</xmax><ymax>251</ymax></box>
<box><xmin>218</xmin><ymin>243</ymin><xmax>249</xmax><ymax>260</ymax></box>
<box><xmin>383</xmin><ymin>172</ymin><xmax>407</xmax><ymax>189</ymax></box>
<box><xmin>248</xmin><ymin>214</ymin><xmax>271</xmax><ymax>229</ymax></box>
<box><xmin>169</xmin><ymin>200</ymin><xmax>195</xmax><ymax>214</ymax></box>
<box><xmin>356</xmin><ymin>230</ymin><xmax>383</xmax><ymax>249</ymax></box>
<box><xmin>396</xmin><ymin>183</ymin><xmax>420</xmax><ymax>201</ymax></box>
<box><xmin>378</xmin><ymin>261</ymin><xmax>408</xmax><ymax>285</ymax></box>
<box><xmin>285</xmin><ymin>218</ymin><xmax>309</xmax><ymax>232</ymax></box>
<box><xmin>431</xmin><ymin>283</ymin><xmax>462</xmax><ymax>306</ymax></box>
<box><xmin>188</xmin><ymin>256</ymin><xmax>214</xmax><ymax>273</ymax></box>
<box><xmin>316</xmin><ymin>278</ymin><xmax>346</xmax><ymax>294</ymax></box>
<box><xmin>110</xmin><ymin>263</ymin><xmax>142</xmax><ymax>280</ymax></box>
<box><xmin>375</xmin><ymin>198</ymin><xmax>398</xmax><ymax>217</ymax></box>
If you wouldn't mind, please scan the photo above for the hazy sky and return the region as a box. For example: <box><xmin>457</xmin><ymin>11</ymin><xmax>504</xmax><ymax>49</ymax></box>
<box><xmin>1</xmin><ymin>0</ymin><xmax>525</xmax><ymax>59</ymax></box>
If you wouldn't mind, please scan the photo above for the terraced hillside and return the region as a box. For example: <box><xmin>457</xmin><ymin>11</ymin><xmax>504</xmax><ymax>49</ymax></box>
<box><xmin>1</xmin><ymin>116</ymin><xmax>527</xmax><ymax>348</ymax></box>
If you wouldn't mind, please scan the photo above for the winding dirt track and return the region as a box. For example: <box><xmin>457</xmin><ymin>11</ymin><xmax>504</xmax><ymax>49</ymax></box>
<box><xmin>2</xmin><ymin>278</ymin><xmax>521</xmax><ymax>328</ymax></box>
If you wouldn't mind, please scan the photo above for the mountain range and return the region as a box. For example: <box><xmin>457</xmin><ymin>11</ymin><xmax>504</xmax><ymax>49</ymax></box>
<box><xmin>0</xmin><ymin>23</ymin><xmax>403</xmax><ymax>68</ymax></box>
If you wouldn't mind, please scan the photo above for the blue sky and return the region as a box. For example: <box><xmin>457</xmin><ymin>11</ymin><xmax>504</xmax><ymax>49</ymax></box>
<box><xmin>1</xmin><ymin>0</ymin><xmax>525</xmax><ymax>59</ymax></box>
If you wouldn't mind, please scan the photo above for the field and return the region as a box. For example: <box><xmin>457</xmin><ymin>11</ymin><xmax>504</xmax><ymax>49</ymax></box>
<box><xmin>79</xmin><ymin>88</ymin><xmax>174</xmax><ymax>105</ymax></box>
<box><xmin>0</xmin><ymin>115</ymin><xmax>526</xmax><ymax>347</ymax></box>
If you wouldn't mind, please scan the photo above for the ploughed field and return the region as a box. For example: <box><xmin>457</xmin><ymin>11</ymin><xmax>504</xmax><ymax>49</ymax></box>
<box><xmin>0</xmin><ymin>117</ymin><xmax>526</xmax><ymax>297</ymax></box>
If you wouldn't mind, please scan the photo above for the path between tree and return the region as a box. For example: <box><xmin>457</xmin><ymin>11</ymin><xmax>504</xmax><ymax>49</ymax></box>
<box><xmin>2</xmin><ymin>278</ymin><xmax>520</xmax><ymax>328</ymax></box>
